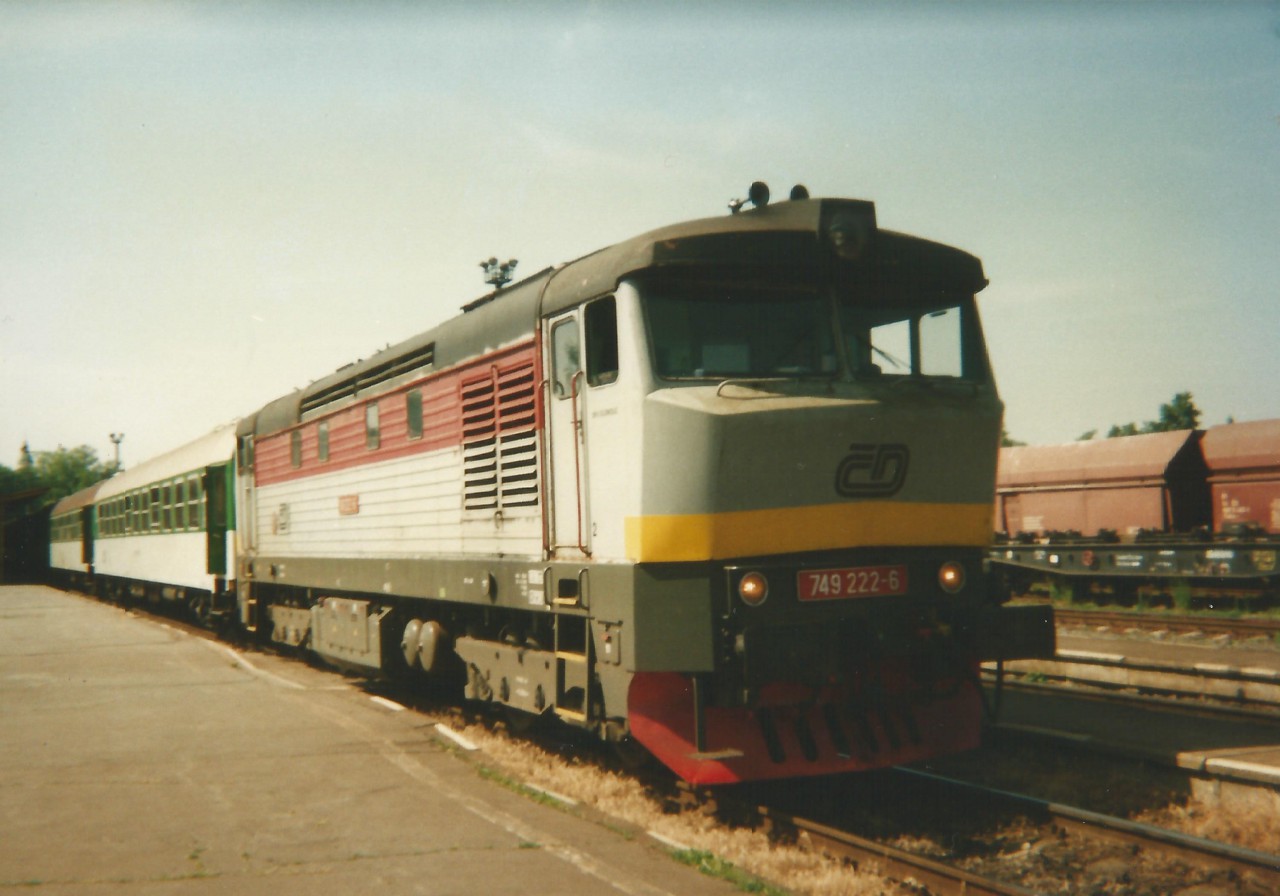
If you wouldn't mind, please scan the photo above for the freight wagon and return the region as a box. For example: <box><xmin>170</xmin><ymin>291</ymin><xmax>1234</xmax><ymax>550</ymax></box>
<box><xmin>991</xmin><ymin>419</ymin><xmax>1280</xmax><ymax>607</ymax></box>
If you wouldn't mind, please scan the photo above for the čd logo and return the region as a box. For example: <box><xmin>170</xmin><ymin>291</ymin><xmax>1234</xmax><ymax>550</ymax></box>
<box><xmin>835</xmin><ymin>443</ymin><xmax>909</xmax><ymax>497</ymax></box>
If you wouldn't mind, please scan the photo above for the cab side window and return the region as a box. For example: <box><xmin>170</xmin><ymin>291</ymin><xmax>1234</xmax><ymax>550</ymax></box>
<box><xmin>551</xmin><ymin>319</ymin><xmax>581</xmax><ymax>399</ymax></box>
<box><xmin>585</xmin><ymin>296</ymin><xmax>618</xmax><ymax>387</ymax></box>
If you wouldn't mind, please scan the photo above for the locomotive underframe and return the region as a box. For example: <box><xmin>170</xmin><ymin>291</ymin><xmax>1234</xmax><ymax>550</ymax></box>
<box><xmin>240</xmin><ymin>546</ymin><xmax>1055</xmax><ymax>755</ymax></box>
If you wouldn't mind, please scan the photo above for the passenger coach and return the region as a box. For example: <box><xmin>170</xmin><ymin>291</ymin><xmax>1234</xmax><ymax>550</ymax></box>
<box><xmin>93</xmin><ymin>423</ymin><xmax>238</xmax><ymax>622</ymax></box>
<box><xmin>49</xmin><ymin>481</ymin><xmax>104</xmax><ymax>592</ymax></box>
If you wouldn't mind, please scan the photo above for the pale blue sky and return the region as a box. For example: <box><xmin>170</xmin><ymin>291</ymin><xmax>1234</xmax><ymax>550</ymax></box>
<box><xmin>3</xmin><ymin>1</ymin><xmax>1278</xmax><ymax>468</ymax></box>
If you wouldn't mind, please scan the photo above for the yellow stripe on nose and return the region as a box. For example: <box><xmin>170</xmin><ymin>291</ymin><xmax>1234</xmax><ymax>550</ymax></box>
<box><xmin>624</xmin><ymin>502</ymin><xmax>993</xmax><ymax>563</ymax></box>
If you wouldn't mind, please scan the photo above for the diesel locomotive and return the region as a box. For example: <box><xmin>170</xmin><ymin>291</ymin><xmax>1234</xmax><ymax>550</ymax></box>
<box><xmin>50</xmin><ymin>183</ymin><xmax>1053</xmax><ymax>784</ymax></box>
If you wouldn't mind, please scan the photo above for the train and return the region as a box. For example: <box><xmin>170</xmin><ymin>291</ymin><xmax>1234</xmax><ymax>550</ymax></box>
<box><xmin>48</xmin><ymin>182</ymin><xmax>1054</xmax><ymax>785</ymax></box>
<box><xmin>991</xmin><ymin>418</ymin><xmax>1280</xmax><ymax>608</ymax></box>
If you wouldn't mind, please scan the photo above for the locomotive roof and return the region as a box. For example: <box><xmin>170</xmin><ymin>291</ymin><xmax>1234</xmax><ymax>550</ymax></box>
<box><xmin>242</xmin><ymin>196</ymin><xmax>987</xmax><ymax>439</ymax></box>
<box><xmin>997</xmin><ymin>429</ymin><xmax>1205</xmax><ymax>489</ymax></box>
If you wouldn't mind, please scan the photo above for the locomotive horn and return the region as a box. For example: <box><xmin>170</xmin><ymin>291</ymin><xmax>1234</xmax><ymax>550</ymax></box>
<box><xmin>729</xmin><ymin>180</ymin><xmax>771</xmax><ymax>214</ymax></box>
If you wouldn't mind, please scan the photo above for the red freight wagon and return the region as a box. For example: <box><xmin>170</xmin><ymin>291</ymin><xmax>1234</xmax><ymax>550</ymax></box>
<box><xmin>996</xmin><ymin>430</ymin><xmax>1209</xmax><ymax>538</ymax></box>
<box><xmin>1202</xmin><ymin>417</ymin><xmax>1280</xmax><ymax>535</ymax></box>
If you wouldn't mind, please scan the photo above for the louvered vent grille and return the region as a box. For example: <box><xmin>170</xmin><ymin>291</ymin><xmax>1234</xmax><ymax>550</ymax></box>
<box><xmin>461</xmin><ymin>361</ymin><xmax>539</xmax><ymax>511</ymax></box>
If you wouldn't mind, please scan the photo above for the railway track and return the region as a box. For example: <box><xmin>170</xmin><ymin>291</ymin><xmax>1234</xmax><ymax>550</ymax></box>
<box><xmin>894</xmin><ymin>768</ymin><xmax>1280</xmax><ymax>887</ymax></box>
<box><xmin>987</xmin><ymin>653</ymin><xmax>1280</xmax><ymax>716</ymax></box>
<box><xmin>1054</xmin><ymin>607</ymin><xmax>1280</xmax><ymax>640</ymax></box>
<box><xmin>716</xmin><ymin>767</ymin><xmax>1280</xmax><ymax>895</ymax></box>
<box><xmin>752</xmin><ymin>801</ymin><xmax>1037</xmax><ymax>896</ymax></box>
<box><xmin>987</xmin><ymin>605</ymin><xmax>1280</xmax><ymax>719</ymax></box>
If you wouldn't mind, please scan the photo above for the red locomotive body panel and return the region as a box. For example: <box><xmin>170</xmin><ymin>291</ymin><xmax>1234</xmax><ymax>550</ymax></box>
<box><xmin>996</xmin><ymin>430</ymin><xmax>1209</xmax><ymax>537</ymax></box>
<box><xmin>254</xmin><ymin>343</ymin><xmax>538</xmax><ymax>489</ymax></box>
<box><xmin>1202</xmin><ymin>418</ymin><xmax>1280</xmax><ymax>535</ymax></box>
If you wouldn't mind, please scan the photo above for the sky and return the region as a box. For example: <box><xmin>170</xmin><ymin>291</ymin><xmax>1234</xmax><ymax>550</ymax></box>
<box><xmin>2</xmin><ymin>1</ymin><xmax>1278</xmax><ymax>470</ymax></box>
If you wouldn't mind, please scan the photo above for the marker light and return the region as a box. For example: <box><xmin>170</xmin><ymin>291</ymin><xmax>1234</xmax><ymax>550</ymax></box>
<box><xmin>938</xmin><ymin>562</ymin><xmax>965</xmax><ymax>594</ymax></box>
<box><xmin>738</xmin><ymin>572</ymin><xmax>769</xmax><ymax>606</ymax></box>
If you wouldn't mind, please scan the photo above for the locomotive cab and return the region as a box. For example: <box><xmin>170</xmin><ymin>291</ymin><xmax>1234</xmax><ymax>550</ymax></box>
<box><xmin>535</xmin><ymin>194</ymin><xmax>1052</xmax><ymax>782</ymax></box>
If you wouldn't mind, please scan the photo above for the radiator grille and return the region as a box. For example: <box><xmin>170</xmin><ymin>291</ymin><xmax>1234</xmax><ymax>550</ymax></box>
<box><xmin>461</xmin><ymin>361</ymin><xmax>539</xmax><ymax>511</ymax></box>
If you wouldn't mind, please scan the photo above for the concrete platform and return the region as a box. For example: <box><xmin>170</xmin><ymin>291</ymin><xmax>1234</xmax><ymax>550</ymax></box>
<box><xmin>0</xmin><ymin>585</ymin><xmax>740</xmax><ymax>895</ymax></box>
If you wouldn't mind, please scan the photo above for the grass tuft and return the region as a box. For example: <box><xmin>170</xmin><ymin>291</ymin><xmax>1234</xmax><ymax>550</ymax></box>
<box><xmin>670</xmin><ymin>848</ymin><xmax>788</xmax><ymax>895</ymax></box>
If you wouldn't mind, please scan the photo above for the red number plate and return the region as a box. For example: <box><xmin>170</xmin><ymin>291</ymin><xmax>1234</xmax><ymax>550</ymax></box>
<box><xmin>797</xmin><ymin>565</ymin><xmax>908</xmax><ymax>601</ymax></box>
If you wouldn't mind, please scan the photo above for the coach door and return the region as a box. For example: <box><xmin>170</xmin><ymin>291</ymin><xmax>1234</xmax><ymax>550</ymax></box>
<box><xmin>80</xmin><ymin>507</ymin><xmax>94</xmax><ymax>568</ymax></box>
<box><xmin>204</xmin><ymin>463</ymin><xmax>228</xmax><ymax>576</ymax></box>
<box><xmin>545</xmin><ymin>310</ymin><xmax>591</xmax><ymax>559</ymax></box>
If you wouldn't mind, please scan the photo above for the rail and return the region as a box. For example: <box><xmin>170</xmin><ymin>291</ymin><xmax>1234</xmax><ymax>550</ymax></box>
<box><xmin>754</xmin><ymin>802</ymin><xmax>1037</xmax><ymax>896</ymax></box>
<box><xmin>1054</xmin><ymin>607</ymin><xmax>1280</xmax><ymax>640</ymax></box>
<box><xmin>895</xmin><ymin>768</ymin><xmax>1280</xmax><ymax>887</ymax></box>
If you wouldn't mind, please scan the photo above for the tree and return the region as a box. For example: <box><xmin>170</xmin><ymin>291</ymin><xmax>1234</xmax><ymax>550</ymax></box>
<box><xmin>33</xmin><ymin>445</ymin><xmax>119</xmax><ymax>505</ymax></box>
<box><xmin>0</xmin><ymin>463</ymin><xmax>41</xmax><ymax>496</ymax></box>
<box><xmin>1106</xmin><ymin>392</ymin><xmax>1203</xmax><ymax>438</ymax></box>
<box><xmin>2</xmin><ymin>442</ymin><xmax>122</xmax><ymax>505</ymax></box>
<box><xmin>1151</xmin><ymin>391</ymin><xmax>1200</xmax><ymax>432</ymax></box>
<box><xmin>1107</xmin><ymin>422</ymin><xmax>1141</xmax><ymax>438</ymax></box>
<box><xmin>1077</xmin><ymin>429</ymin><xmax>1098</xmax><ymax>441</ymax></box>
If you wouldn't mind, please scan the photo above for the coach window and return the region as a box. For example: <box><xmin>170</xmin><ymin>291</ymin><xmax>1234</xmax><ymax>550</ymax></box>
<box><xmin>407</xmin><ymin>390</ymin><xmax>424</xmax><ymax>440</ymax></box>
<box><xmin>187</xmin><ymin>475</ymin><xmax>202</xmax><ymax>530</ymax></box>
<box><xmin>162</xmin><ymin>483</ymin><xmax>174</xmax><ymax>531</ymax></box>
<box><xmin>551</xmin><ymin>319</ymin><xmax>581</xmax><ymax>399</ymax></box>
<box><xmin>149</xmin><ymin>488</ymin><xmax>160</xmax><ymax>531</ymax></box>
<box><xmin>585</xmin><ymin>296</ymin><xmax>619</xmax><ymax>387</ymax></box>
<box><xmin>317</xmin><ymin>421</ymin><xmax>330</xmax><ymax>462</ymax></box>
<box><xmin>174</xmin><ymin>480</ymin><xmax>186</xmax><ymax>530</ymax></box>
<box><xmin>290</xmin><ymin>430</ymin><xmax>303</xmax><ymax>468</ymax></box>
<box><xmin>365</xmin><ymin>402</ymin><xmax>381</xmax><ymax>449</ymax></box>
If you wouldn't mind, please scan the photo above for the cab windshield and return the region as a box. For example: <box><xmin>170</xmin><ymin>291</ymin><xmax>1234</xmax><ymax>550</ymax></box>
<box><xmin>643</xmin><ymin>281</ymin><xmax>837</xmax><ymax>379</ymax></box>
<box><xmin>839</xmin><ymin>297</ymin><xmax>984</xmax><ymax>380</ymax></box>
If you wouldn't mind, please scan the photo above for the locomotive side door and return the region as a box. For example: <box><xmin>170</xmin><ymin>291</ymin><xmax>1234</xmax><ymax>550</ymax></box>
<box><xmin>544</xmin><ymin>310</ymin><xmax>591</xmax><ymax>559</ymax></box>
